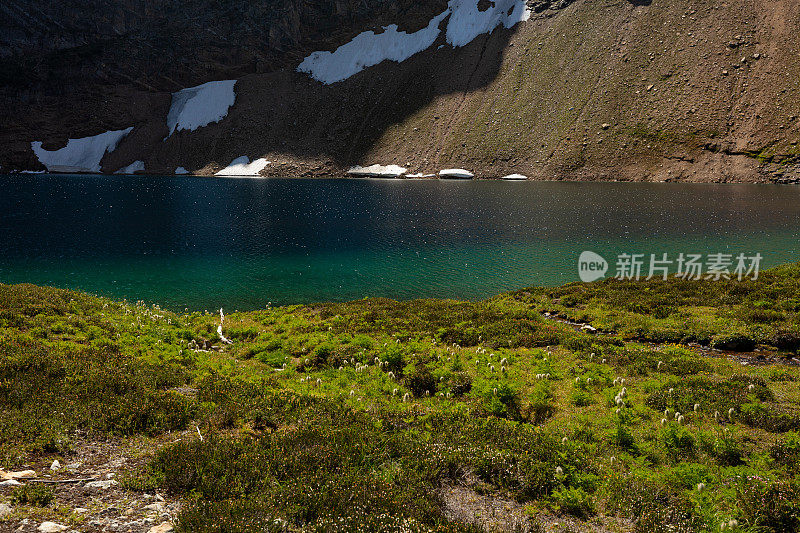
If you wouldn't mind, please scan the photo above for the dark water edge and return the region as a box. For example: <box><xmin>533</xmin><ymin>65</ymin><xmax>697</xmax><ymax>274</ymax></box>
<box><xmin>1</xmin><ymin>174</ymin><xmax>799</xmax><ymax>311</ymax></box>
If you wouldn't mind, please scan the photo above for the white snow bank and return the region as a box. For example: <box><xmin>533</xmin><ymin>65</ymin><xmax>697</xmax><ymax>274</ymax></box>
<box><xmin>298</xmin><ymin>11</ymin><xmax>448</xmax><ymax>84</ymax></box>
<box><xmin>406</xmin><ymin>173</ymin><xmax>436</xmax><ymax>178</ymax></box>
<box><xmin>165</xmin><ymin>80</ymin><xmax>237</xmax><ymax>138</ymax></box>
<box><xmin>297</xmin><ymin>0</ymin><xmax>531</xmax><ymax>84</ymax></box>
<box><xmin>175</xmin><ymin>167</ymin><xmax>190</xmax><ymax>175</ymax></box>
<box><xmin>439</xmin><ymin>168</ymin><xmax>474</xmax><ymax>179</ymax></box>
<box><xmin>115</xmin><ymin>160</ymin><xmax>145</xmax><ymax>174</ymax></box>
<box><xmin>501</xmin><ymin>173</ymin><xmax>528</xmax><ymax>180</ymax></box>
<box><xmin>31</xmin><ymin>127</ymin><xmax>134</xmax><ymax>173</ymax></box>
<box><xmin>215</xmin><ymin>156</ymin><xmax>271</xmax><ymax>176</ymax></box>
<box><xmin>446</xmin><ymin>0</ymin><xmax>530</xmax><ymax>47</ymax></box>
<box><xmin>347</xmin><ymin>164</ymin><xmax>408</xmax><ymax>178</ymax></box>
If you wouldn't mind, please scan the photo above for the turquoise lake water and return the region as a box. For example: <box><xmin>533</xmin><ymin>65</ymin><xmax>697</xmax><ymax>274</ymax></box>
<box><xmin>1</xmin><ymin>174</ymin><xmax>799</xmax><ymax>311</ymax></box>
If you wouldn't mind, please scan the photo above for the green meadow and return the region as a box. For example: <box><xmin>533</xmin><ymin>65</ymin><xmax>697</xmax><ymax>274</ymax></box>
<box><xmin>2</xmin><ymin>263</ymin><xmax>800</xmax><ymax>532</ymax></box>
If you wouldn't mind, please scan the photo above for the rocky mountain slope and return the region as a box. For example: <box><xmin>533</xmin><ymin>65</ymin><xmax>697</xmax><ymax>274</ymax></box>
<box><xmin>1</xmin><ymin>0</ymin><xmax>799</xmax><ymax>182</ymax></box>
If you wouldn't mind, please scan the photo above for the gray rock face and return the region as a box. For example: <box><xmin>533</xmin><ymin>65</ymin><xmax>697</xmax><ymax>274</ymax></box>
<box><xmin>0</xmin><ymin>0</ymin><xmax>448</xmax><ymax>93</ymax></box>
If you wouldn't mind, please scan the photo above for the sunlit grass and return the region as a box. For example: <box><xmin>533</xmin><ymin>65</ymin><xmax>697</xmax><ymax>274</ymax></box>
<box><xmin>2</xmin><ymin>265</ymin><xmax>800</xmax><ymax>531</ymax></box>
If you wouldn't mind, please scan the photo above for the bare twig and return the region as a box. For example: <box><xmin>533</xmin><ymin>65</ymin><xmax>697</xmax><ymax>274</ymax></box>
<box><xmin>27</xmin><ymin>477</ymin><xmax>97</xmax><ymax>484</ymax></box>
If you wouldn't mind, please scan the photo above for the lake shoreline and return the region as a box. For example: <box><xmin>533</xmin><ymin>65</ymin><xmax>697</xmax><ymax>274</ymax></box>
<box><xmin>12</xmin><ymin>158</ymin><xmax>800</xmax><ymax>184</ymax></box>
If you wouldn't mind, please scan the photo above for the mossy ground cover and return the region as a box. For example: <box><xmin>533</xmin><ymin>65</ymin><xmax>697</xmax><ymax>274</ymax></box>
<box><xmin>2</xmin><ymin>265</ymin><xmax>800</xmax><ymax>531</ymax></box>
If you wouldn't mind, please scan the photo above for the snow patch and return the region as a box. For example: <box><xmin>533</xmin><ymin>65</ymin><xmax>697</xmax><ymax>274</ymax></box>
<box><xmin>501</xmin><ymin>173</ymin><xmax>528</xmax><ymax>180</ymax></box>
<box><xmin>439</xmin><ymin>168</ymin><xmax>475</xmax><ymax>179</ymax></box>
<box><xmin>31</xmin><ymin>128</ymin><xmax>133</xmax><ymax>173</ymax></box>
<box><xmin>298</xmin><ymin>11</ymin><xmax>448</xmax><ymax>84</ymax></box>
<box><xmin>115</xmin><ymin>160</ymin><xmax>145</xmax><ymax>175</ymax></box>
<box><xmin>215</xmin><ymin>156</ymin><xmax>271</xmax><ymax>177</ymax></box>
<box><xmin>175</xmin><ymin>167</ymin><xmax>190</xmax><ymax>175</ymax></box>
<box><xmin>165</xmin><ymin>80</ymin><xmax>237</xmax><ymax>138</ymax></box>
<box><xmin>446</xmin><ymin>0</ymin><xmax>530</xmax><ymax>47</ymax></box>
<box><xmin>297</xmin><ymin>0</ymin><xmax>531</xmax><ymax>84</ymax></box>
<box><xmin>347</xmin><ymin>164</ymin><xmax>408</xmax><ymax>178</ymax></box>
<box><xmin>406</xmin><ymin>173</ymin><xmax>437</xmax><ymax>178</ymax></box>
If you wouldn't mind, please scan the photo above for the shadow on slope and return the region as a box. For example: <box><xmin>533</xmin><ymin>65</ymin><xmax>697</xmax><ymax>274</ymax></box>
<box><xmin>141</xmin><ymin>19</ymin><xmax>522</xmax><ymax>173</ymax></box>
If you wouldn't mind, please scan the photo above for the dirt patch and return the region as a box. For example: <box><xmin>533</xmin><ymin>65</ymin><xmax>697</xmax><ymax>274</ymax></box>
<box><xmin>0</xmin><ymin>434</ymin><xmax>182</xmax><ymax>533</ymax></box>
<box><xmin>440</xmin><ymin>483</ymin><xmax>631</xmax><ymax>533</ymax></box>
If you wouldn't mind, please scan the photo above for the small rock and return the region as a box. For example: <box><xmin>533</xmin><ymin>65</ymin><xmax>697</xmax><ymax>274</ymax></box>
<box><xmin>0</xmin><ymin>479</ymin><xmax>22</xmax><ymax>487</ymax></box>
<box><xmin>38</xmin><ymin>522</ymin><xmax>69</xmax><ymax>533</ymax></box>
<box><xmin>722</xmin><ymin>69</ymin><xmax>729</xmax><ymax>76</ymax></box>
<box><xmin>73</xmin><ymin>508</ymin><xmax>89</xmax><ymax>514</ymax></box>
<box><xmin>601</xmin><ymin>123</ymin><xmax>611</xmax><ymax>130</ymax></box>
<box><xmin>646</xmin><ymin>84</ymin><xmax>655</xmax><ymax>91</ymax></box>
<box><xmin>0</xmin><ymin>503</ymin><xmax>12</xmax><ymax>517</ymax></box>
<box><xmin>84</xmin><ymin>480</ymin><xmax>119</xmax><ymax>490</ymax></box>
<box><xmin>753</xmin><ymin>53</ymin><xmax>761</xmax><ymax>59</ymax></box>
<box><xmin>50</xmin><ymin>460</ymin><xmax>61</xmax><ymax>471</ymax></box>
<box><xmin>1</xmin><ymin>470</ymin><xmax>35</xmax><ymax>480</ymax></box>
<box><xmin>144</xmin><ymin>503</ymin><xmax>166</xmax><ymax>513</ymax></box>
<box><xmin>106</xmin><ymin>473</ymin><xmax>115</xmax><ymax>479</ymax></box>
<box><xmin>148</xmin><ymin>523</ymin><xmax>174</xmax><ymax>533</ymax></box>
<box><xmin>155</xmin><ymin>493</ymin><xmax>165</xmax><ymax>502</ymax></box>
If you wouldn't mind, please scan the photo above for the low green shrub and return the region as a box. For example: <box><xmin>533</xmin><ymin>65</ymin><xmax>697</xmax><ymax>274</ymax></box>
<box><xmin>10</xmin><ymin>484</ymin><xmax>54</xmax><ymax>506</ymax></box>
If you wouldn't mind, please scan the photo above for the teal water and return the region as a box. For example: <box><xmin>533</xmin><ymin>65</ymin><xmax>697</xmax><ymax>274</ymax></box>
<box><xmin>1</xmin><ymin>174</ymin><xmax>799</xmax><ymax>311</ymax></box>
